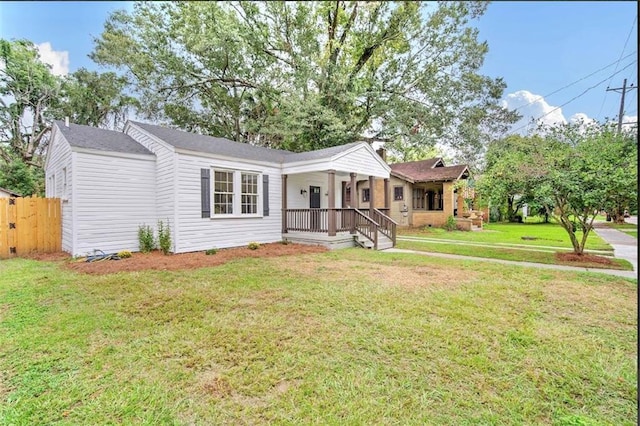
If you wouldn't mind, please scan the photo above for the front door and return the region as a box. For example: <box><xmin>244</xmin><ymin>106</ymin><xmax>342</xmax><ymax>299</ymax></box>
<box><xmin>310</xmin><ymin>186</ymin><xmax>321</xmax><ymax>230</ymax></box>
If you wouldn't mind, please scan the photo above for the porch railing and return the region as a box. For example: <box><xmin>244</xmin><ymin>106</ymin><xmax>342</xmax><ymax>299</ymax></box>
<box><xmin>283</xmin><ymin>208</ymin><xmax>397</xmax><ymax>249</ymax></box>
<box><xmin>369</xmin><ymin>208</ymin><xmax>398</xmax><ymax>245</ymax></box>
<box><xmin>284</xmin><ymin>208</ymin><xmax>353</xmax><ymax>233</ymax></box>
<box><xmin>353</xmin><ymin>208</ymin><xmax>379</xmax><ymax>249</ymax></box>
<box><xmin>359</xmin><ymin>208</ymin><xmax>397</xmax><ymax>246</ymax></box>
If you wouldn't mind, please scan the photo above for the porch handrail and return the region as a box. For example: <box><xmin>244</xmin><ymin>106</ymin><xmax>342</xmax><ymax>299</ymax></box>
<box><xmin>372</xmin><ymin>208</ymin><xmax>398</xmax><ymax>245</ymax></box>
<box><xmin>353</xmin><ymin>208</ymin><xmax>379</xmax><ymax>249</ymax></box>
<box><xmin>284</xmin><ymin>208</ymin><xmax>354</xmax><ymax>233</ymax></box>
<box><xmin>285</xmin><ymin>208</ymin><xmax>328</xmax><ymax>232</ymax></box>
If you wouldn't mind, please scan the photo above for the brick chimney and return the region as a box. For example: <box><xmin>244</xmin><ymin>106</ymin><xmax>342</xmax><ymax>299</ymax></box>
<box><xmin>376</xmin><ymin>147</ymin><xmax>387</xmax><ymax>162</ymax></box>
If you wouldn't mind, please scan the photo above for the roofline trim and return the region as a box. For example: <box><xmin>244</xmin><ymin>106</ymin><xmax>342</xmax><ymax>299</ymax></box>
<box><xmin>70</xmin><ymin>146</ymin><xmax>157</xmax><ymax>161</ymax></box>
<box><xmin>44</xmin><ymin>123</ymin><xmax>60</xmax><ymax>171</ymax></box>
<box><xmin>125</xmin><ymin>121</ymin><xmax>176</xmax><ymax>153</ymax></box>
<box><xmin>175</xmin><ymin>148</ymin><xmax>281</xmax><ymax>168</ymax></box>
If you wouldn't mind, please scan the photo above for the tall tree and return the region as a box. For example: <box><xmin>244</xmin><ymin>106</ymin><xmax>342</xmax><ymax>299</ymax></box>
<box><xmin>1</xmin><ymin>39</ymin><xmax>139</xmax><ymax>195</ymax></box>
<box><xmin>91</xmin><ymin>1</ymin><xmax>518</xmax><ymax>153</ymax></box>
<box><xmin>476</xmin><ymin>134</ymin><xmax>545</xmax><ymax>221</ymax></box>
<box><xmin>536</xmin><ymin>124</ymin><xmax>637</xmax><ymax>235</ymax></box>
<box><xmin>0</xmin><ymin>39</ymin><xmax>60</xmax><ymax>168</ymax></box>
<box><xmin>60</xmin><ymin>68</ymin><xmax>139</xmax><ymax>130</ymax></box>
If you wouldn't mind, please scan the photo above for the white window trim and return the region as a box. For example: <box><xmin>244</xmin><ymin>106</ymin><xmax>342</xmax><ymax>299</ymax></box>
<box><xmin>211</xmin><ymin>168</ymin><xmax>263</xmax><ymax>218</ymax></box>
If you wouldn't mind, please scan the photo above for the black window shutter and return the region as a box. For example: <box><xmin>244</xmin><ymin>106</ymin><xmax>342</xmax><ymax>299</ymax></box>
<box><xmin>263</xmin><ymin>174</ymin><xmax>269</xmax><ymax>216</ymax></box>
<box><xmin>201</xmin><ymin>169</ymin><xmax>210</xmax><ymax>218</ymax></box>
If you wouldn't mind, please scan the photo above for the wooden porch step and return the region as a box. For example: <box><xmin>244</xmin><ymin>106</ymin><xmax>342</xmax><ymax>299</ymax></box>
<box><xmin>354</xmin><ymin>232</ymin><xmax>393</xmax><ymax>250</ymax></box>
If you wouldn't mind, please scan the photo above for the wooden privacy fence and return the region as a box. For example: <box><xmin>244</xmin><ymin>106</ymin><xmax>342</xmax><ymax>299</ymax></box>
<box><xmin>0</xmin><ymin>197</ymin><xmax>61</xmax><ymax>258</ymax></box>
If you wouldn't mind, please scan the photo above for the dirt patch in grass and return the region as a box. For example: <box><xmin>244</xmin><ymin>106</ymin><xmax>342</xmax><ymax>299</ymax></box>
<box><xmin>61</xmin><ymin>243</ymin><xmax>328</xmax><ymax>275</ymax></box>
<box><xmin>281</xmin><ymin>257</ymin><xmax>478</xmax><ymax>290</ymax></box>
<box><xmin>555</xmin><ymin>252</ymin><xmax>618</xmax><ymax>268</ymax></box>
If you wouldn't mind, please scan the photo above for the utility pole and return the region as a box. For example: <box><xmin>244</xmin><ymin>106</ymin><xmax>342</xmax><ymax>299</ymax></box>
<box><xmin>606</xmin><ymin>78</ymin><xmax>637</xmax><ymax>133</ymax></box>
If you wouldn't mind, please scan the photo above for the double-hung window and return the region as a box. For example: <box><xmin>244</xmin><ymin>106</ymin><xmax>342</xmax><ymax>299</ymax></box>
<box><xmin>204</xmin><ymin>169</ymin><xmax>264</xmax><ymax>218</ymax></box>
<box><xmin>214</xmin><ymin>170</ymin><xmax>234</xmax><ymax>214</ymax></box>
<box><xmin>241</xmin><ymin>173</ymin><xmax>258</xmax><ymax>214</ymax></box>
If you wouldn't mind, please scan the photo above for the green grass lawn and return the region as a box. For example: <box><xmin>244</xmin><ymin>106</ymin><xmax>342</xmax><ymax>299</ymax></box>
<box><xmin>395</xmin><ymin>240</ymin><xmax>633</xmax><ymax>270</ymax></box>
<box><xmin>400</xmin><ymin>222</ymin><xmax>612</xmax><ymax>251</ymax></box>
<box><xmin>1</xmin><ymin>251</ymin><xmax>637</xmax><ymax>424</ymax></box>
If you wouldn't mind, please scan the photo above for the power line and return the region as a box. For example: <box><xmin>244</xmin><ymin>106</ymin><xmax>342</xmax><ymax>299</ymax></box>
<box><xmin>596</xmin><ymin>15</ymin><xmax>637</xmax><ymax>118</ymax></box>
<box><xmin>512</xmin><ymin>51</ymin><xmax>637</xmax><ymax>113</ymax></box>
<box><xmin>506</xmin><ymin>60</ymin><xmax>637</xmax><ymax>136</ymax></box>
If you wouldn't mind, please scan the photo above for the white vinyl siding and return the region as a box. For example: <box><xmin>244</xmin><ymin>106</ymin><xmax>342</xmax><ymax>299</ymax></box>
<box><xmin>126</xmin><ymin>124</ymin><xmax>177</xmax><ymax>246</ymax></box>
<box><xmin>331</xmin><ymin>145</ymin><xmax>389</xmax><ymax>177</ymax></box>
<box><xmin>44</xmin><ymin>128</ymin><xmax>73</xmax><ymax>252</ymax></box>
<box><xmin>72</xmin><ymin>151</ymin><xmax>156</xmax><ymax>256</ymax></box>
<box><xmin>175</xmin><ymin>152</ymin><xmax>282</xmax><ymax>253</ymax></box>
<box><xmin>282</xmin><ymin>144</ymin><xmax>389</xmax><ymax>178</ymax></box>
<box><xmin>286</xmin><ymin>172</ymin><xmax>349</xmax><ymax>210</ymax></box>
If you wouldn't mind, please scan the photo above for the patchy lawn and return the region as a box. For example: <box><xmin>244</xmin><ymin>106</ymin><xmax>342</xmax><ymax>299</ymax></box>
<box><xmin>0</xmin><ymin>249</ymin><xmax>636</xmax><ymax>424</ymax></box>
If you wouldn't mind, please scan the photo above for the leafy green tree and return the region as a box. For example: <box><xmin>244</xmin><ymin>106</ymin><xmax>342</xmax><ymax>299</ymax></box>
<box><xmin>476</xmin><ymin>134</ymin><xmax>544</xmax><ymax>222</ymax></box>
<box><xmin>0</xmin><ymin>39</ymin><xmax>61</xmax><ymax>167</ymax></box>
<box><xmin>60</xmin><ymin>68</ymin><xmax>138</xmax><ymax>130</ymax></box>
<box><xmin>0</xmin><ymin>155</ymin><xmax>44</xmax><ymax>196</ymax></box>
<box><xmin>91</xmin><ymin>1</ymin><xmax>517</xmax><ymax>153</ymax></box>
<box><xmin>1</xmin><ymin>39</ymin><xmax>139</xmax><ymax>195</ymax></box>
<box><xmin>534</xmin><ymin>124</ymin><xmax>637</xmax><ymax>254</ymax></box>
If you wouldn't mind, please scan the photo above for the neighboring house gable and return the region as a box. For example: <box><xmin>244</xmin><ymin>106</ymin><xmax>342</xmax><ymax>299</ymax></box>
<box><xmin>0</xmin><ymin>187</ymin><xmax>21</xmax><ymax>198</ymax></box>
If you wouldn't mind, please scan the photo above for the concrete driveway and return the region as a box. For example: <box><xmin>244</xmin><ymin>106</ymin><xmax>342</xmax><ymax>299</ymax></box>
<box><xmin>593</xmin><ymin>220</ymin><xmax>638</xmax><ymax>272</ymax></box>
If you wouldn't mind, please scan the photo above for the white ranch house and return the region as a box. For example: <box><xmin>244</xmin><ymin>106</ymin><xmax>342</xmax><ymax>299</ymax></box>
<box><xmin>45</xmin><ymin>120</ymin><xmax>396</xmax><ymax>256</ymax></box>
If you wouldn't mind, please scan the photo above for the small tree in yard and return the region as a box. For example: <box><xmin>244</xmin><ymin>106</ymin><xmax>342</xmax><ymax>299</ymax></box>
<box><xmin>534</xmin><ymin>124</ymin><xmax>637</xmax><ymax>254</ymax></box>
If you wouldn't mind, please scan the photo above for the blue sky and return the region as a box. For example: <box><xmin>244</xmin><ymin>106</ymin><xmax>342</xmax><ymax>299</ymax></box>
<box><xmin>1</xmin><ymin>1</ymin><xmax>637</xmax><ymax>131</ymax></box>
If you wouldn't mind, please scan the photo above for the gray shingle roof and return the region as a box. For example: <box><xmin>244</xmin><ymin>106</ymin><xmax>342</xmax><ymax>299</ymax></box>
<box><xmin>54</xmin><ymin>121</ymin><xmax>153</xmax><ymax>155</ymax></box>
<box><xmin>130</xmin><ymin>121</ymin><xmax>368</xmax><ymax>164</ymax></box>
<box><xmin>130</xmin><ymin>121</ymin><xmax>294</xmax><ymax>163</ymax></box>
<box><xmin>57</xmin><ymin>120</ymin><xmax>373</xmax><ymax>165</ymax></box>
<box><xmin>283</xmin><ymin>142</ymin><xmax>363</xmax><ymax>163</ymax></box>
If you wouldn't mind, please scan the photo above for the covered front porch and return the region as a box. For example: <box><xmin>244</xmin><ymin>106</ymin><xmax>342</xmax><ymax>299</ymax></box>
<box><xmin>280</xmin><ymin>143</ymin><xmax>396</xmax><ymax>250</ymax></box>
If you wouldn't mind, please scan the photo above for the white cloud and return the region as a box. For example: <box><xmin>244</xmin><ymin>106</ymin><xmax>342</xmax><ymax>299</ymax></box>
<box><xmin>36</xmin><ymin>42</ymin><xmax>69</xmax><ymax>76</ymax></box>
<box><xmin>501</xmin><ymin>90</ymin><xmax>567</xmax><ymax>134</ymax></box>
<box><xmin>622</xmin><ymin>114</ymin><xmax>637</xmax><ymax>126</ymax></box>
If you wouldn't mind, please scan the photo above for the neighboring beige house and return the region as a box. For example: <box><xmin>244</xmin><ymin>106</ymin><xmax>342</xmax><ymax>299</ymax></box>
<box><xmin>0</xmin><ymin>187</ymin><xmax>21</xmax><ymax>198</ymax></box>
<box><xmin>355</xmin><ymin>155</ymin><xmax>477</xmax><ymax>228</ymax></box>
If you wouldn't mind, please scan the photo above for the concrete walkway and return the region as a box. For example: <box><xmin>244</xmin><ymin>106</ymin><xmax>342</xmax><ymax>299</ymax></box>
<box><xmin>386</xmin><ymin>220</ymin><xmax>638</xmax><ymax>280</ymax></box>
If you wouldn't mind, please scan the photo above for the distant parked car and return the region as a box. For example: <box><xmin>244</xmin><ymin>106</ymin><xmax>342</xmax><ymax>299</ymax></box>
<box><xmin>624</xmin><ymin>209</ymin><xmax>630</xmax><ymax>218</ymax></box>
